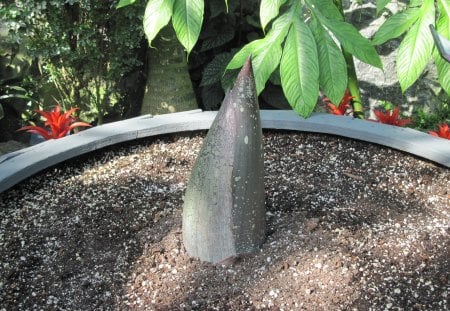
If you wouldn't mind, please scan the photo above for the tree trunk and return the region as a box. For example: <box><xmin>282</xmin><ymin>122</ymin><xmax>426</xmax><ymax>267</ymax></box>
<box><xmin>182</xmin><ymin>58</ymin><xmax>265</xmax><ymax>263</ymax></box>
<box><xmin>140</xmin><ymin>26</ymin><xmax>198</xmax><ymax>115</ymax></box>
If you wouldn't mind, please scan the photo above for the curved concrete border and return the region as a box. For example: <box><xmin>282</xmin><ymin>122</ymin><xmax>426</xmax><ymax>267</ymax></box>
<box><xmin>0</xmin><ymin>109</ymin><xmax>449</xmax><ymax>193</ymax></box>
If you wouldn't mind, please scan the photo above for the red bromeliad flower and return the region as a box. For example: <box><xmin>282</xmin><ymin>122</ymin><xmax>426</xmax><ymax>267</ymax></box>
<box><xmin>324</xmin><ymin>89</ymin><xmax>354</xmax><ymax>115</ymax></box>
<box><xmin>428</xmin><ymin>123</ymin><xmax>450</xmax><ymax>139</ymax></box>
<box><xmin>18</xmin><ymin>105</ymin><xmax>91</xmax><ymax>140</ymax></box>
<box><xmin>372</xmin><ymin>106</ymin><xmax>412</xmax><ymax>127</ymax></box>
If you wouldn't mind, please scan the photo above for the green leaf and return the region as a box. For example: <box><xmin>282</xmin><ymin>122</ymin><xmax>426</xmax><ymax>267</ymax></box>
<box><xmin>376</xmin><ymin>0</ymin><xmax>391</xmax><ymax>15</ymax></box>
<box><xmin>308</xmin><ymin>2</ymin><xmax>383</xmax><ymax>69</ymax></box>
<box><xmin>116</xmin><ymin>0</ymin><xmax>137</xmax><ymax>9</ymax></box>
<box><xmin>226</xmin><ymin>39</ymin><xmax>265</xmax><ymax>70</ymax></box>
<box><xmin>5</xmin><ymin>85</ymin><xmax>27</xmax><ymax>92</ymax></box>
<box><xmin>200</xmin><ymin>24</ymin><xmax>235</xmax><ymax>51</ymax></box>
<box><xmin>371</xmin><ymin>8</ymin><xmax>420</xmax><ymax>45</ymax></box>
<box><xmin>435</xmin><ymin>51</ymin><xmax>450</xmax><ymax>95</ymax></box>
<box><xmin>0</xmin><ymin>94</ymin><xmax>33</xmax><ymax>101</ymax></box>
<box><xmin>397</xmin><ymin>0</ymin><xmax>435</xmax><ymax>92</ymax></box>
<box><xmin>208</xmin><ymin>0</ymin><xmax>227</xmax><ymax>18</ymax></box>
<box><xmin>280</xmin><ymin>19</ymin><xmax>319</xmax><ymax>118</ymax></box>
<box><xmin>224</xmin><ymin>38</ymin><xmax>282</xmax><ymax>94</ymax></box>
<box><xmin>221</xmin><ymin>68</ymin><xmax>239</xmax><ymax>91</ymax></box>
<box><xmin>434</xmin><ymin>0</ymin><xmax>450</xmax><ymax>95</ymax></box>
<box><xmin>260</xmin><ymin>0</ymin><xmax>287</xmax><ymax>32</ymax></box>
<box><xmin>311</xmin><ymin>0</ymin><xmax>343</xmax><ymax>21</ymax></box>
<box><xmin>225</xmin><ymin>2</ymin><xmax>298</xmax><ymax>95</ymax></box>
<box><xmin>172</xmin><ymin>0</ymin><xmax>204</xmax><ymax>54</ymax></box>
<box><xmin>201</xmin><ymin>52</ymin><xmax>233</xmax><ymax>86</ymax></box>
<box><xmin>253</xmin><ymin>42</ymin><xmax>283</xmax><ymax>94</ymax></box>
<box><xmin>143</xmin><ymin>0</ymin><xmax>174</xmax><ymax>46</ymax></box>
<box><xmin>324</xmin><ymin>18</ymin><xmax>383</xmax><ymax>69</ymax></box>
<box><xmin>227</xmin><ymin>3</ymin><xmax>296</xmax><ymax>70</ymax></box>
<box><xmin>309</xmin><ymin>17</ymin><xmax>347</xmax><ymax>105</ymax></box>
<box><xmin>438</xmin><ymin>0</ymin><xmax>450</xmax><ymax>21</ymax></box>
<box><xmin>264</xmin><ymin>3</ymin><xmax>298</xmax><ymax>43</ymax></box>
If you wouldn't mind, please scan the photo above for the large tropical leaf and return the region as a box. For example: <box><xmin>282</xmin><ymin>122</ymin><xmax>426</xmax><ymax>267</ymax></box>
<box><xmin>309</xmin><ymin>17</ymin><xmax>347</xmax><ymax>105</ymax></box>
<box><xmin>226</xmin><ymin>39</ymin><xmax>266</xmax><ymax>70</ymax></box>
<box><xmin>434</xmin><ymin>0</ymin><xmax>450</xmax><ymax>94</ymax></box>
<box><xmin>397</xmin><ymin>0</ymin><xmax>435</xmax><ymax>92</ymax></box>
<box><xmin>376</xmin><ymin>0</ymin><xmax>392</xmax><ymax>15</ymax></box>
<box><xmin>226</xmin><ymin>4</ymin><xmax>296</xmax><ymax>71</ymax></box>
<box><xmin>324</xmin><ymin>18</ymin><xmax>383</xmax><ymax>69</ymax></box>
<box><xmin>260</xmin><ymin>0</ymin><xmax>287</xmax><ymax>32</ymax></box>
<box><xmin>280</xmin><ymin>19</ymin><xmax>319</xmax><ymax>118</ymax></box>
<box><xmin>372</xmin><ymin>8</ymin><xmax>420</xmax><ymax>46</ymax></box>
<box><xmin>253</xmin><ymin>43</ymin><xmax>283</xmax><ymax>94</ymax></box>
<box><xmin>143</xmin><ymin>0</ymin><xmax>174</xmax><ymax>46</ymax></box>
<box><xmin>311</xmin><ymin>0</ymin><xmax>343</xmax><ymax>21</ymax></box>
<box><xmin>264</xmin><ymin>3</ymin><xmax>297</xmax><ymax>42</ymax></box>
<box><xmin>172</xmin><ymin>0</ymin><xmax>204</xmax><ymax>54</ymax></box>
<box><xmin>224</xmin><ymin>39</ymin><xmax>283</xmax><ymax>94</ymax></box>
<box><xmin>307</xmin><ymin>2</ymin><xmax>382</xmax><ymax>69</ymax></box>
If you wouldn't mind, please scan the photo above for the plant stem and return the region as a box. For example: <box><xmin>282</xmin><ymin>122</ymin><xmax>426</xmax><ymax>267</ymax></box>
<box><xmin>334</xmin><ymin>0</ymin><xmax>365</xmax><ymax>119</ymax></box>
<box><xmin>343</xmin><ymin>50</ymin><xmax>364</xmax><ymax>118</ymax></box>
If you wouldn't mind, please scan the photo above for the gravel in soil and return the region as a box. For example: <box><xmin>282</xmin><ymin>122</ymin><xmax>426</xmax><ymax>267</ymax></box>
<box><xmin>0</xmin><ymin>131</ymin><xmax>449</xmax><ymax>310</ymax></box>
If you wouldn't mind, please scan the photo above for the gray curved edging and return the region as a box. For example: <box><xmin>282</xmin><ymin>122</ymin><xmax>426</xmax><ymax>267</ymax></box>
<box><xmin>0</xmin><ymin>109</ymin><xmax>449</xmax><ymax>193</ymax></box>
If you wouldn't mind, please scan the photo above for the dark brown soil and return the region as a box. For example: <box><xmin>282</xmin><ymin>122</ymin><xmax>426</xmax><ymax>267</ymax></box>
<box><xmin>0</xmin><ymin>131</ymin><xmax>449</xmax><ymax>310</ymax></box>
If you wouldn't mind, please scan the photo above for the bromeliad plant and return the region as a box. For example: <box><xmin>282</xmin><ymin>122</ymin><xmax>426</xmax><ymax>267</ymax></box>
<box><xmin>429</xmin><ymin>123</ymin><xmax>450</xmax><ymax>139</ymax></box>
<box><xmin>324</xmin><ymin>89</ymin><xmax>354</xmax><ymax>116</ymax></box>
<box><xmin>372</xmin><ymin>106</ymin><xmax>413</xmax><ymax>127</ymax></box>
<box><xmin>18</xmin><ymin>105</ymin><xmax>91</xmax><ymax>140</ymax></box>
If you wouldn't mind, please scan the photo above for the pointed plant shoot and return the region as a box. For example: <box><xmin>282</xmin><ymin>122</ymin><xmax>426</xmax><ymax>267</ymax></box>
<box><xmin>183</xmin><ymin>57</ymin><xmax>265</xmax><ymax>263</ymax></box>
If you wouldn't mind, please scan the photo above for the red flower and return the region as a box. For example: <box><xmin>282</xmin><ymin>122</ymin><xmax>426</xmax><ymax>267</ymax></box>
<box><xmin>324</xmin><ymin>90</ymin><xmax>354</xmax><ymax>115</ymax></box>
<box><xmin>372</xmin><ymin>106</ymin><xmax>412</xmax><ymax>127</ymax></box>
<box><xmin>18</xmin><ymin>105</ymin><xmax>91</xmax><ymax>140</ymax></box>
<box><xmin>428</xmin><ymin>123</ymin><xmax>450</xmax><ymax>139</ymax></box>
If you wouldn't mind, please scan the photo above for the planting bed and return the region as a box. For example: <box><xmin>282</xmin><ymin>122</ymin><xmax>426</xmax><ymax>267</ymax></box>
<box><xmin>0</xmin><ymin>130</ymin><xmax>448</xmax><ymax>310</ymax></box>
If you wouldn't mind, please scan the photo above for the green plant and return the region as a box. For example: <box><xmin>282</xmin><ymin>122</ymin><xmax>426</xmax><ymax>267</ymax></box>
<box><xmin>121</xmin><ymin>0</ymin><xmax>450</xmax><ymax>119</ymax></box>
<box><xmin>414</xmin><ymin>101</ymin><xmax>450</xmax><ymax>131</ymax></box>
<box><xmin>195</xmin><ymin>0</ymin><xmax>261</xmax><ymax>109</ymax></box>
<box><xmin>372</xmin><ymin>0</ymin><xmax>450</xmax><ymax>95</ymax></box>
<box><xmin>0</xmin><ymin>79</ymin><xmax>37</xmax><ymax>121</ymax></box>
<box><xmin>17</xmin><ymin>104</ymin><xmax>91</xmax><ymax>140</ymax></box>
<box><xmin>123</xmin><ymin>0</ymin><xmax>382</xmax><ymax>117</ymax></box>
<box><xmin>428</xmin><ymin>123</ymin><xmax>450</xmax><ymax>139</ymax></box>
<box><xmin>371</xmin><ymin>106</ymin><xmax>413</xmax><ymax>127</ymax></box>
<box><xmin>226</xmin><ymin>0</ymin><xmax>383</xmax><ymax>117</ymax></box>
<box><xmin>1</xmin><ymin>0</ymin><xmax>146</xmax><ymax>125</ymax></box>
<box><xmin>324</xmin><ymin>89</ymin><xmax>353</xmax><ymax>116</ymax></box>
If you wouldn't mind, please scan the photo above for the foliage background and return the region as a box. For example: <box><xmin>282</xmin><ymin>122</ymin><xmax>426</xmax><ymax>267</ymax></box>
<box><xmin>0</xmin><ymin>0</ymin><xmax>147</xmax><ymax>125</ymax></box>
